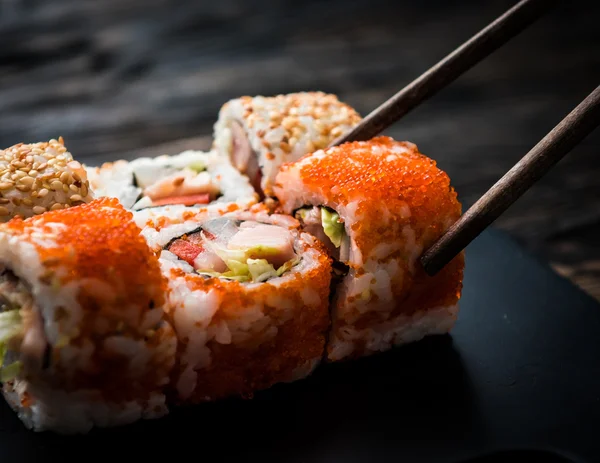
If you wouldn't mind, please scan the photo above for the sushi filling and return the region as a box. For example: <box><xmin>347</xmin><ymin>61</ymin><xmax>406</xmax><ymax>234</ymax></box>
<box><xmin>295</xmin><ymin>206</ymin><xmax>350</xmax><ymax>263</ymax></box>
<box><xmin>131</xmin><ymin>159</ymin><xmax>221</xmax><ymax>210</ymax></box>
<box><xmin>230</xmin><ymin>121</ymin><xmax>263</xmax><ymax>195</ymax></box>
<box><xmin>0</xmin><ymin>268</ymin><xmax>31</xmax><ymax>381</ymax></box>
<box><xmin>165</xmin><ymin>217</ymin><xmax>299</xmax><ymax>283</ymax></box>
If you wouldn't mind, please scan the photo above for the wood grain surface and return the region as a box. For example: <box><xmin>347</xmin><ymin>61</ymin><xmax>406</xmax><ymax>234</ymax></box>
<box><xmin>1</xmin><ymin>0</ymin><xmax>599</xmax><ymax>299</ymax></box>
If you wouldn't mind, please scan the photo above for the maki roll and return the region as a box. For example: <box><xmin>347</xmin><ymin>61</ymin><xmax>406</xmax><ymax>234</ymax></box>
<box><xmin>0</xmin><ymin>198</ymin><xmax>177</xmax><ymax>434</ymax></box>
<box><xmin>274</xmin><ymin>136</ymin><xmax>465</xmax><ymax>361</ymax></box>
<box><xmin>86</xmin><ymin>149</ymin><xmax>258</xmax><ymax>212</ymax></box>
<box><xmin>0</xmin><ymin>138</ymin><xmax>93</xmax><ymax>221</ymax></box>
<box><xmin>146</xmin><ymin>208</ymin><xmax>331</xmax><ymax>403</ymax></box>
<box><xmin>212</xmin><ymin>92</ymin><xmax>362</xmax><ymax>197</ymax></box>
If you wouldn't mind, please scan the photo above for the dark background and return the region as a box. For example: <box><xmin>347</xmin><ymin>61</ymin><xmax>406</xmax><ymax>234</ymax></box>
<box><xmin>0</xmin><ymin>0</ymin><xmax>598</xmax><ymax>299</ymax></box>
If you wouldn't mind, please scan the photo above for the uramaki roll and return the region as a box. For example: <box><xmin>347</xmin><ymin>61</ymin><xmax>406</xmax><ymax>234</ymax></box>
<box><xmin>274</xmin><ymin>136</ymin><xmax>464</xmax><ymax>361</ymax></box>
<box><xmin>212</xmin><ymin>92</ymin><xmax>362</xmax><ymax>197</ymax></box>
<box><xmin>85</xmin><ymin>149</ymin><xmax>258</xmax><ymax>212</ymax></box>
<box><xmin>0</xmin><ymin>138</ymin><xmax>93</xmax><ymax>222</ymax></box>
<box><xmin>0</xmin><ymin>198</ymin><xmax>177</xmax><ymax>434</ymax></box>
<box><xmin>147</xmin><ymin>208</ymin><xmax>331</xmax><ymax>403</ymax></box>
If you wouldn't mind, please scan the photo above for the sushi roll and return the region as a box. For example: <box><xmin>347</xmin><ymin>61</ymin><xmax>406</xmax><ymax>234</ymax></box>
<box><xmin>85</xmin><ymin>149</ymin><xmax>258</xmax><ymax>212</ymax></box>
<box><xmin>0</xmin><ymin>198</ymin><xmax>177</xmax><ymax>434</ymax></box>
<box><xmin>212</xmin><ymin>91</ymin><xmax>362</xmax><ymax>197</ymax></box>
<box><xmin>274</xmin><ymin>136</ymin><xmax>465</xmax><ymax>361</ymax></box>
<box><xmin>0</xmin><ymin>138</ymin><xmax>93</xmax><ymax>221</ymax></box>
<box><xmin>144</xmin><ymin>207</ymin><xmax>331</xmax><ymax>403</ymax></box>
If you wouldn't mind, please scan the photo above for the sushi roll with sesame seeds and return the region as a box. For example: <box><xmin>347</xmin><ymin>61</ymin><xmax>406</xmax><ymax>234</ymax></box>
<box><xmin>0</xmin><ymin>198</ymin><xmax>177</xmax><ymax>434</ymax></box>
<box><xmin>85</xmin><ymin>149</ymin><xmax>258</xmax><ymax>212</ymax></box>
<box><xmin>212</xmin><ymin>91</ymin><xmax>362</xmax><ymax>197</ymax></box>
<box><xmin>274</xmin><ymin>136</ymin><xmax>465</xmax><ymax>362</ymax></box>
<box><xmin>142</xmin><ymin>206</ymin><xmax>331</xmax><ymax>403</ymax></box>
<box><xmin>0</xmin><ymin>138</ymin><xmax>94</xmax><ymax>221</ymax></box>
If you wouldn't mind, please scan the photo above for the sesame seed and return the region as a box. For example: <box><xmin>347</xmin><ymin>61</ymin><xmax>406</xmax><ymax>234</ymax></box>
<box><xmin>0</xmin><ymin>198</ymin><xmax>8</xmax><ymax>204</ymax></box>
<box><xmin>62</xmin><ymin>185</ymin><xmax>69</xmax><ymax>193</ymax></box>
<box><xmin>50</xmin><ymin>180</ymin><xmax>63</xmax><ymax>190</ymax></box>
<box><xmin>67</xmin><ymin>161</ymin><xmax>81</xmax><ymax>171</ymax></box>
<box><xmin>50</xmin><ymin>203</ymin><xmax>63</xmax><ymax>211</ymax></box>
<box><xmin>29</xmin><ymin>170</ymin><xmax>38</xmax><ymax>177</ymax></box>
<box><xmin>72</xmin><ymin>172</ymin><xmax>81</xmax><ymax>182</ymax></box>
<box><xmin>11</xmin><ymin>198</ymin><xmax>20</xmax><ymax>206</ymax></box>
<box><xmin>81</xmin><ymin>184</ymin><xmax>88</xmax><ymax>197</ymax></box>
<box><xmin>70</xmin><ymin>194</ymin><xmax>82</xmax><ymax>202</ymax></box>
<box><xmin>59</xmin><ymin>172</ymin><xmax>71</xmax><ymax>183</ymax></box>
<box><xmin>0</xmin><ymin>182</ymin><xmax>13</xmax><ymax>190</ymax></box>
<box><xmin>22</xmin><ymin>198</ymin><xmax>33</xmax><ymax>207</ymax></box>
<box><xmin>38</xmin><ymin>163</ymin><xmax>47</xmax><ymax>171</ymax></box>
<box><xmin>20</xmin><ymin>176</ymin><xmax>34</xmax><ymax>186</ymax></box>
<box><xmin>16</xmin><ymin>185</ymin><xmax>30</xmax><ymax>192</ymax></box>
<box><xmin>0</xmin><ymin>207</ymin><xmax>9</xmax><ymax>216</ymax></box>
<box><xmin>69</xmin><ymin>184</ymin><xmax>79</xmax><ymax>192</ymax></box>
<box><xmin>32</xmin><ymin>206</ymin><xmax>46</xmax><ymax>215</ymax></box>
<box><xmin>37</xmin><ymin>188</ymin><xmax>49</xmax><ymax>197</ymax></box>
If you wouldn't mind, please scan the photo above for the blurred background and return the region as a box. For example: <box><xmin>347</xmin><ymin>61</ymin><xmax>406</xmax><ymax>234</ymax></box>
<box><xmin>0</xmin><ymin>0</ymin><xmax>598</xmax><ymax>298</ymax></box>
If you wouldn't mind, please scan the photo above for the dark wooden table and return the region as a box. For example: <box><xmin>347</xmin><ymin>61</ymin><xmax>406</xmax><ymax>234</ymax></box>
<box><xmin>1</xmin><ymin>0</ymin><xmax>599</xmax><ymax>299</ymax></box>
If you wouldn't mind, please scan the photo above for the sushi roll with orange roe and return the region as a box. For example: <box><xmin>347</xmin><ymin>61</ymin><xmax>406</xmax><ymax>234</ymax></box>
<box><xmin>142</xmin><ymin>206</ymin><xmax>331</xmax><ymax>403</ymax></box>
<box><xmin>274</xmin><ymin>136</ymin><xmax>464</xmax><ymax>361</ymax></box>
<box><xmin>0</xmin><ymin>198</ymin><xmax>176</xmax><ymax>434</ymax></box>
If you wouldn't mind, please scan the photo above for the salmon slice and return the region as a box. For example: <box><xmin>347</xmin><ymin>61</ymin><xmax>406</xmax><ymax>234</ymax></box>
<box><xmin>151</xmin><ymin>193</ymin><xmax>211</xmax><ymax>207</ymax></box>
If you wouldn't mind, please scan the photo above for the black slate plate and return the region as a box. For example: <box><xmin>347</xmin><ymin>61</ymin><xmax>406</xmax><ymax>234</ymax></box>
<box><xmin>1</xmin><ymin>228</ymin><xmax>599</xmax><ymax>462</ymax></box>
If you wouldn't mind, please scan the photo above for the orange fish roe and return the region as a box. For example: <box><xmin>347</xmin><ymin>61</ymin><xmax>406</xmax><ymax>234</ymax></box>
<box><xmin>277</xmin><ymin>136</ymin><xmax>461</xmax><ymax>261</ymax></box>
<box><xmin>0</xmin><ymin>198</ymin><xmax>176</xmax><ymax>401</ymax></box>
<box><xmin>163</xmin><ymin>231</ymin><xmax>331</xmax><ymax>404</ymax></box>
<box><xmin>274</xmin><ymin>136</ymin><xmax>464</xmax><ymax>361</ymax></box>
<box><xmin>2</xmin><ymin>197</ymin><xmax>166</xmax><ymax>323</ymax></box>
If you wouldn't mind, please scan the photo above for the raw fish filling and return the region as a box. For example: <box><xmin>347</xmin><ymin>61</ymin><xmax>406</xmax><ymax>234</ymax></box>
<box><xmin>165</xmin><ymin>218</ymin><xmax>300</xmax><ymax>283</ymax></box>
<box><xmin>131</xmin><ymin>159</ymin><xmax>221</xmax><ymax>210</ymax></box>
<box><xmin>230</xmin><ymin>121</ymin><xmax>263</xmax><ymax>194</ymax></box>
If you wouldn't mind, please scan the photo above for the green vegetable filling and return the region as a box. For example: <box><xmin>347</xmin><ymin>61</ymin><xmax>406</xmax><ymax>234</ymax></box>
<box><xmin>188</xmin><ymin>161</ymin><xmax>206</xmax><ymax>174</ymax></box>
<box><xmin>320</xmin><ymin>208</ymin><xmax>344</xmax><ymax>248</ymax></box>
<box><xmin>297</xmin><ymin>206</ymin><xmax>346</xmax><ymax>249</ymax></box>
<box><xmin>197</xmin><ymin>243</ymin><xmax>299</xmax><ymax>283</ymax></box>
<box><xmin>0</xmin><ymin>309</ymin><xmax>23</xmax><ymax>382</ymax></box>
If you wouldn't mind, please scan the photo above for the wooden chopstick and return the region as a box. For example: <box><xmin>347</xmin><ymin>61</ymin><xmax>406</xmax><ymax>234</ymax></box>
<box><xmin>329</xmin><ymin>0</ymin><xmax>558</xmax><ymax>147</ymax></box>
<box><xmin>421</xmin><ymin>85</ymin><xmax>600</xmax><ymax>276</ymax></box>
